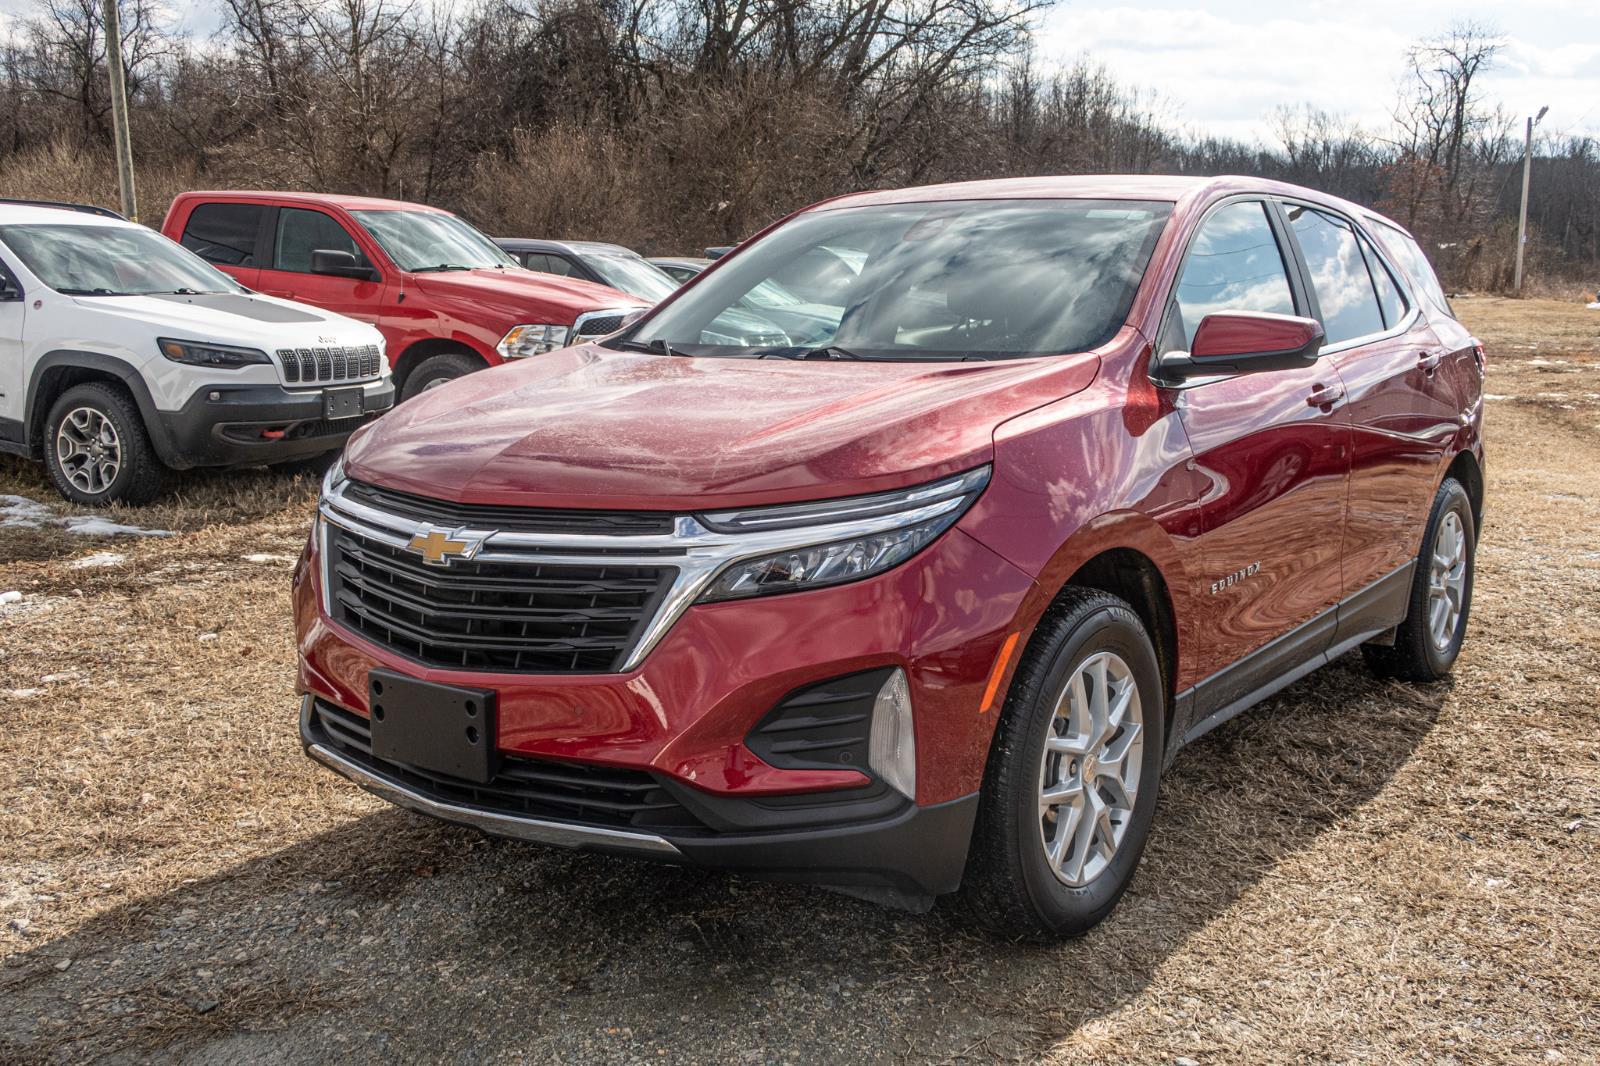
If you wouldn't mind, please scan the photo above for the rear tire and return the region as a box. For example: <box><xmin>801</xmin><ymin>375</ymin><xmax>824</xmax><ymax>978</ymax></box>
<box><xmin>1362</xmin><ymin>476</ymin><xmax>1476</xmax><ymax>682</ymax></box>
<box><xmin>957</xmin><ymin>588</ymin><xmax>1165</xmax><ymax>941</ymax></box>
<box><xmin>43</xmin><ymin>382</ymin><xmax>166</xmax><ymax>506</ymax></box>
<box><xmin>399</xmin><ymin>352</ymin><xmax>483</xmax><ymax>401</ymax></box>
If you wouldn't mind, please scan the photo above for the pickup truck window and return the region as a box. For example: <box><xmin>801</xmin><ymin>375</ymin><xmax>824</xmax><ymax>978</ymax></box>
<box><xmin>626</xmin><ymin>198</ymin><xmax>1171</xmax><ymax>360</ymax></box>
<box><xmin>351</xmin><ymin>210</ymin><xmax>515</xmax><ymax>272</ymax></box>
<box><xmin>0</xmin><ymin>223</ymin><xmax>242</xmax><ymax>297</ymax></box>
<box><xmin>181</xmin><ymin>202</ymin><xmax>264</xmax><ymax>266</ymax></box>
<box><xmin>274</xmin><ymin>208</ymin><xmax>370</xmax><ymax>274</ymax></box>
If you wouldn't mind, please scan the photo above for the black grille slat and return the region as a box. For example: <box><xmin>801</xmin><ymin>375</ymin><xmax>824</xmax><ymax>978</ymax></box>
<box><xmin>311</xmin><ymin>702</ymin><xmax>703</xmax><ymax>831</ymax></box>
<box><xmin>328</xmin><ymin>525</ymin><xmax>672</xmax><ymax>674</ymax></box>
<box><xmin>276</xmin><ymin>344</ymin><xmax>383</xmax><ymax>386</ymax></box>
<box><xmin>342</xmin><ymin>480</ymin><xmax>673</xmax><ymax>536</ymax></box>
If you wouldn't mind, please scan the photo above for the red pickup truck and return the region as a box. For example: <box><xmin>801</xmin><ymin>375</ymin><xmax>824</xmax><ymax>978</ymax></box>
<box><xmin>162</xmin><ymin>192</ymin><xmax>646</xmax><ymax>399</ymax></box>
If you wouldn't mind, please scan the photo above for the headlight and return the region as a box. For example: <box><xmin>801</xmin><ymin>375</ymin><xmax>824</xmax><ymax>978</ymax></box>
<box><xmin>696</xmin><ymin>466</ymin><xmax>990</xmax><ymax>602</ymax></box>
<box><xmin>321</xmin><ymin>455</ymin><xmax>348</xmax><ymax>499</ymax></box>
<box><xmin>158</xmin><ymin>338</ymin><xmax>270</xmax><ymax>368</ymax></box>
<box><xmin>497</xmin><ymin>324</ymin><xmax>570</xmax><ymax>360</ymax></box>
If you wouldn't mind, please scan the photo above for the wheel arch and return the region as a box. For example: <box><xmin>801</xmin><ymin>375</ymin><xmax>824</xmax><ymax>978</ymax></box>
<box><xmin>392</xmin><ymin>338</ymin><xmax>490</xmax><ymax>394</ymax></box>
<box><xmin>25</xmin><ymin>351</ymin><xmax>176</xmax><ymax>464</ymax></box>
<box><xmin>1444</xmin><ymin>448</ymin><xmax>1484</xmax><ymax>535</ymax></box>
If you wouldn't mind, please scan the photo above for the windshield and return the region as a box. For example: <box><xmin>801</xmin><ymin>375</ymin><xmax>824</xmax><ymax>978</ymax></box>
<box><xmin>584</xmin><ymin>253</ymin><xmax>679</xmax><ymax>301</ymax></box>
<box><xmin>624</xmin><ymin>199</ymin><xmax>1171</xmax><ymax>360</ymax></box>
<box><xmin>0</xmin><ymin>223</ymin><xmax>244</xmax><ymax>297</ymax></box>
<box><xmin>351</xmin><ymin>210</ymin><xmax>515</xmax><ymax>272</ymax></box>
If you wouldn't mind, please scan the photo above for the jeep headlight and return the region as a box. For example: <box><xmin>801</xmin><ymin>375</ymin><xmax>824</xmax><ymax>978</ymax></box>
<box><xmin>497</xmin><ymin>324</ymin><xmax>570</xmax><ymax>360</ymax></box>
<box><xmin>158</xmin><ymin>338</ymin><xmax>270</xmax><ymax>368</ymax></box>
<box><xmin>695</xmin><ymin>466</ymin><xmax>990</xmax><ymax>602</ymax></box>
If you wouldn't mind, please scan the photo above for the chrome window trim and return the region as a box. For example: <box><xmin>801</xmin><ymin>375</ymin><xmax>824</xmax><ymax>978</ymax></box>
<box><xmin>319</xmin><ymin>475</ymin><xmax>978</xmax><ymax>673</ymax></box>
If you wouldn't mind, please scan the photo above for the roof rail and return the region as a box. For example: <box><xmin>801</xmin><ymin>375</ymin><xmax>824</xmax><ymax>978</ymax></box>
<box><xmin>0</xmin><ymin>198</ymin><xmax>127</xmax><ymax>220</ymax></box>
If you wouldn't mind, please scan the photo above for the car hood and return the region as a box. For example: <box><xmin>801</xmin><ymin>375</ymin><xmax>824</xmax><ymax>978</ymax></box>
<box><xmin>408</xmin><ymin>268</ymin><xmax>646</xmax><ymax>322</ymax></box>
<box><xmin>70</xmin><ymin>291</ymin><xmax>382</xmax><ymax>349</ymax></box>
<box><xmin>344</xmin><ymin>342</ymin><xmax>1105</xmax><ymax>510</ymax></box>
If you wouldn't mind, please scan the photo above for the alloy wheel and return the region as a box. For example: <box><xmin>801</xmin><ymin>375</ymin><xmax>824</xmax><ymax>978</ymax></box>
<box><xmin>55</xmin><ymin>406</ymin><xmax>122</xmax><ymax>496</ymax></box>
<box><xmin>1037</xmin><ymin>650</ymin><xmax>1144</xmax><ymax>887</ymax></box>
<box><xmin>1428</xmin><ymin>510</ymin><xmax>1467</xmax><ymax>652</ymax></box>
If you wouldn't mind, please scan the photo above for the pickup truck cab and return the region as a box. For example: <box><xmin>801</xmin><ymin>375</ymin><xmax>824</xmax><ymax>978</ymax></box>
<box><xmin>295</xmin><ymin>175</ymin><xmax>1484</xmax><ymax>939</ymax></box>
<box><xmin>162</xmin><ymin>193</ymin><xmax>647</xmax><ymax>399</ymax></box>
<box><xmin>0</xmin><ymin>202</ymin><xmax>391</xmax><ymax>504</ymax></box>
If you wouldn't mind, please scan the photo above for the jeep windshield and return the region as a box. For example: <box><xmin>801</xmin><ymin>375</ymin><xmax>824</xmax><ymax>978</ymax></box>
<box><xmin>0</xmin><ymin>223</ymin><xmax>243</xmax><ymax>297</ymax></box>
<box><xmin>352</xmin><ymin>210</ymin><xmax>516</xmax><ymax>272</ymax></box>
<box><xmin>617</xmin><ymin>199</ymin><xmax>1172</xmax><ymax>360</ymax></box>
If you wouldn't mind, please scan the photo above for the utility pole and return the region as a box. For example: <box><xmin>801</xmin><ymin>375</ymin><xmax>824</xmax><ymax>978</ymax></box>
<box><xmin>1514</xmin><ymin>105</ymin><xmax>1548</xmax><ymax>294</ymax></box>
<box><xmin>101</xmin><ymin>0</ymin><xmax>138</xmax><ymax>222</ymax></box>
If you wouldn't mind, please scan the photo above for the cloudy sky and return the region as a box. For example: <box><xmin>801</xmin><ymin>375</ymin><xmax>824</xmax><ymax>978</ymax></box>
<box><xmin>1</xmin><ymin>0</ymin><xmax>1595</xmax><ymax>146</ymax></box>
<box><xmin>1035</xmin><ymin>0</ymin><xmax>1600</xmax><ymax>143</ymax></box>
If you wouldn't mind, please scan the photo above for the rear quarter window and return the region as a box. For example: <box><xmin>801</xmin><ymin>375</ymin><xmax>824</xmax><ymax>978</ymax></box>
<box><xmin>1370</xmin><ymin>220</ymin><xmax>1454</xmax><ymax>319</ymax></box>
<box><xmin>181</xmin><ymin>202</ymin><xmax>264</xmax><ymax>266</ymax></box>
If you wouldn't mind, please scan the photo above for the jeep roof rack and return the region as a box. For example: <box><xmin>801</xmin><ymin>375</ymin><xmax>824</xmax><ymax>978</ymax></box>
<box><xmin>0</xmin><ymin>198</ymin><xmax>127</xmax><ymax>220</ymax></box>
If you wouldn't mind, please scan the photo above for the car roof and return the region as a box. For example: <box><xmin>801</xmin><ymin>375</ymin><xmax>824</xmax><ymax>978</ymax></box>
<box><xmin>812</xmin><ymin>174</ymin><xmax>1407</xmax><ymax>232</ymax></box>
<box><xmin>496</xmin><ymin>238</ymin><xmax>639</xmax><ymax>257</ymax></box>
<box><xmin>0</xmin><ymin>204</ymin><xmax>137</xmax><ymax>228</ymax></box>
<box><xmin>178</xmin><ymin>190</ymin><xmax>452</xmax><ymax>213</ymax></box>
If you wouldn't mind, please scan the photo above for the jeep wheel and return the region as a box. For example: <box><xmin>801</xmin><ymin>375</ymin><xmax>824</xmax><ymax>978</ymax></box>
<box><xmin>44</xmin><ymin>382</ymin><xmax>166</xmax><ymax>506</ymax></box>
<box><xmin>1362</xmin><ymin>476</ymin><xmax>1476</xmax><ymax>681</ymax></box>
<box><xmin>400</xmin><ymin>352</ymin><xmax>483</xmax><ymax>402</ymax></box>
<box><xmin>957</xmin><ymin>588</ymin><xmax>1164</xmax><ymax>941</ymax></box>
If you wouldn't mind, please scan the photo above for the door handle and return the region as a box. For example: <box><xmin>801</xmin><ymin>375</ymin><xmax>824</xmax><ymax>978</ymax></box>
<box><xmin>1417</xmin><ymin>351</ymin><xmax>1444</xmax><ymax>373</ymax></box>
<box><xmin>1306</xmin><ymin>383</ymin><xmax>1345</xmax><ymax>408</ymax></box>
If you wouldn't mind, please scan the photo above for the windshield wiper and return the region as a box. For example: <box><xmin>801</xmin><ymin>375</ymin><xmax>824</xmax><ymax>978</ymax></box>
<box><xmin>758</xmin><ymin>345</ymin><xmax>871</xmax><ymax>361</ymax></box>
<box><xmin>57</xmin><ymin>287</ymin><xmax>123</xmax><ymax>296</ymax></box>
<box><xmin>144</xmin><ymin>288</ymin><xmax>228</xmax><ymax>295</ymax></box>
<box><xmin>615</xmin><ymin>338</ymin><xmax>684</xmax><ymax>357</ymax></box>
<box><xmin>412</xmin><ymin>263</ymin><xmax>473</xmax><ymax>273</ymax></box>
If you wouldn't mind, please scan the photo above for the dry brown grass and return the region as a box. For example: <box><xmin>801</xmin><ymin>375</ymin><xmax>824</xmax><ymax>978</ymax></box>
<box><xmin>0</xmin><ymin>295</ymin><xmax>1596</xmax><ymax>1063</ymax></box>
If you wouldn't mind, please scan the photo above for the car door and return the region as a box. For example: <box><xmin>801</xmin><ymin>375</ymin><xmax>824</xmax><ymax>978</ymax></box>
<box><xmin>1284</xmin><ymin>208</ymin><xmax>1458</xmax><ymax>637</ymax></box>
<box><xmin>1155</xmin><ymin>198</ymin><xmax>1352</xmax><ymax>721</ymax></box>
<box><xmin>175</xmin><ymin>201</ymin><xmax>265</xmax><ymax>290</ymax></box>
<box><xmin>0</xmin><ymin>255</ymin><xmax>25</xmax><ymax>437</ymax></box>
<box><xmin>255</xmin><ymin>206</ymin><xmax>386</xmax><ymax>326</ymax></box>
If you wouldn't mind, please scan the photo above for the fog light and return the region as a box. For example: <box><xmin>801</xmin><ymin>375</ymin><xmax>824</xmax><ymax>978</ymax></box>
<box><xmin>868</xmin><ymin>668</ymin><xmax>916</xmax><ymax>799</ymax></box>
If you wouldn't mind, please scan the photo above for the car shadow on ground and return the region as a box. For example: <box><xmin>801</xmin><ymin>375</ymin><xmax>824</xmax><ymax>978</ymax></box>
<box><xmin>1</xmin><ymin>656</ymin><xmax>1447</xmax><ymax>1065</ymax></box>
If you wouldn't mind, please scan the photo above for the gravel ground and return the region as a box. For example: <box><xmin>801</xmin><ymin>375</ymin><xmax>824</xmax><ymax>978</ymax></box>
<box><xmin>1</xmin><ymin>296</ymin><xmax>1597</xmax><ymax>1064</ymax></box>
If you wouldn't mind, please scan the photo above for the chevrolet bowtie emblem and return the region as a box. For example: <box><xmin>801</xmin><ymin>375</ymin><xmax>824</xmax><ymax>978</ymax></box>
<box><xmin>406</xmin><ymin>528</ymin><xmax>486</xmax><ymax>566</ymax></box>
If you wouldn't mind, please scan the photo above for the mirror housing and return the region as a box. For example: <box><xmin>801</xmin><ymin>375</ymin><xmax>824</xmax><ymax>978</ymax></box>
<box><xmin>1161</xmin><ymin>311</ymin><xmax>1324</xmax><ymax>380</ymax></box>
<box><xmin>310</xmin><ymin>249</ymin><xmax>377</xmax><ymax>281</ymax></box>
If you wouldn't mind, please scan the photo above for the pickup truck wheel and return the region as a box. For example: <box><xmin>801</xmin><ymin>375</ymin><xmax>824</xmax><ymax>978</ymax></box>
<box><xmin>44</xmin><ymin>383</ymin><xmax>166</xmax><ymax>506</ymax></box>
<box><xmin>956</xmin><ymin>588</ymin><xmax>1164</xmax><ymax>941</ymax></box>
<box><xmin>1362</xmin><ymin>476</ymin><xmax>1476</xmax><ymax>682</ymax></box>
<box><xmin>400</xmin><ymin>352</ymin><xmax>483</xmax><ymax>401</ymax></box>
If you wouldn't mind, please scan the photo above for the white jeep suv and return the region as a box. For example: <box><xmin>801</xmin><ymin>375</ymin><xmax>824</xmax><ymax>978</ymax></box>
<box><xmin>0</xmin><ymin>201</ymin><xmax>393</xmax><ymax>504</ymax></box>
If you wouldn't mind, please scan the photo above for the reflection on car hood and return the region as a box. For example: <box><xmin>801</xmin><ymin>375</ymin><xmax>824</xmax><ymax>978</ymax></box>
<box><xmin>70</xmin><ymin>291</ymin><xmax>381</xmax><ymax>349</ymax></box>
<box><xmin>344</xmin><ymin>342</ymin><xmax>1104</xmax><ymax>510</ymax></box>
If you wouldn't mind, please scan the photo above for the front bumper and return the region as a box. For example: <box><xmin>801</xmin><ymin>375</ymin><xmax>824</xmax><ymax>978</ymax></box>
<box><xmin>300</xmin><ymin>694</ymin><xmax>979</xmax><ymax>904</ymax></box>
<box><xmin>152</xmin><ymin>380</ymin><xmax>395</xmax><ymax>469</ymax></box>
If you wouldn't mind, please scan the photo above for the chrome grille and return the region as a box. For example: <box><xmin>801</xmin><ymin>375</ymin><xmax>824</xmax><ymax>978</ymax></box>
<box><xmin>571</xmin><ymin>307</ymin><xmax>636</xmax><ymax>343</ymax></box>
<box><xmin>326</xmin><ymin>524</ymin><xmax>675</xmax><ymax>674</ymax></box>
<box><xmin>277</xmin><ymin>344</ymin><xmax>383</xmax><ymax>385</ymax></box>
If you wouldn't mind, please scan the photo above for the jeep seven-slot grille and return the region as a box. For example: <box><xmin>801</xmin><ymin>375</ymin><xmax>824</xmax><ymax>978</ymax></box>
<box><xmin>277</xmin><ymin>344</ymin><xmax>383</xmax><ymax>385</ymax></box>
<box><xmin>327</xmin><ymin>525</ymin><xmax>673</xmax><ymax>673</ymax></box>
<box><xmin>342</xmin><ymin>480</ymin><xmax>674</xmax><ymax>535</ymax></box>
<box><xmin>310</xmin><ymin>701</ymin><xmax>703</xmax><ymax>831</ymax></box>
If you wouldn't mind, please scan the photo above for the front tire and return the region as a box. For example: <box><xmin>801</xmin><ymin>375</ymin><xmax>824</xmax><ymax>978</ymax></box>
<box><xmin>1362</xmin><ymin>476</ymin><xmax>1476</xmax><ymax>681</ymax></box>
<box><xmin>400</xmin><ymin>352</ymin><xmax>484</xmax><ymax>401</ymax></box>
<box><xmin>957</xmin><ymin>589</ymin><xmax>1165</xmax><ymax>941</ymax></box>
<box><xmin>43</xmin><ymin>382</ymin><xmax>166</xmax><ymax>506</ymax></box>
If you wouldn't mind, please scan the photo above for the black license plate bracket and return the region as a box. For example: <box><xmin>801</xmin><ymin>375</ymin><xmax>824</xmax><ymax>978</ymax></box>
<box><xmin>367</xmin><ymin>669</ymin><xmax>497</xmax><ymax>784</ymax></box>
<box><xmin>324</xmin><ymin>385</ymin><xmax>364</xmax><ymax>421</ymax></box>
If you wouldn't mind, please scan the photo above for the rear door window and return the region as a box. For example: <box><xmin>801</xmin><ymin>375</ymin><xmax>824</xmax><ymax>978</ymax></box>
<box><xmin>181</xmin><ymin>202</ymin><xmax>263</xmax><ymax>266</ymax></box>
<box><xmin>1358</xmin><ymin>232</ymin><xmax>1408</xmax><ymax>329</ymax></box>
<box><xmin>1164</xmin><ymin>200</ymin><xmax>1296</xmax><ymax>352</ymax></box>
<box><xmin>1286</xmin><ymin>206</ymin><xmax>1385</xmax><ymax>345</ymax></box>
<box><xmin>273</xmin><ymin>208</ymin><xmax>370</xmax><ymax>274</ymax></box>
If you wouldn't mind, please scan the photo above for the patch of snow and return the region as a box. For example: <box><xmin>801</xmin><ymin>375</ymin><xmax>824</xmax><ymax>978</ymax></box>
<box><xmin>243</xmin><ymin>553</ymin><xmax>294</xmax><ymax>564</ymax></box>
<box><xmin>197</xmin><ymin>632</ymin><xmax>219</xmax><ymax>643</ymax></box>
<box><xmin>0</xmin><ymin>591</ymin><xmax>21</xmax><ymax>604</ymax></box>
<box><xmin>1586</xmin><ymin>301</ymin><xmax>1599</xmax><ymax>310</ymax></box>
<box><xmin>0</xmin><ymin>494</ymin><xmax>172</xmax><ymax>537</ymax></box>
<box><xmin>1483</xmin><ymin>394</ymin><xmax>1511</xmax><ymax>401</ymax></box>
<box><xmin>3</xmin><ymin>689</ymin><xmax>45</xmax><ymax>699</ymax></box>
<box><xmin>69</xmin><ymin>551</ymin><xmax>126</xmax><ymax>569</ymax></box>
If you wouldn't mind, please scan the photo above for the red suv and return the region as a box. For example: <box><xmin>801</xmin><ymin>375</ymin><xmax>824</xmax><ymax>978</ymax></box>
<box><xmin>293</xmin><ymin>176</ymin><xmax>1483</xmax><ymax>939</ymax></box>
<box><xmin>162</xmin><ymin>192</ymin><xmax>647</xmax><ymax>399</ymax></box>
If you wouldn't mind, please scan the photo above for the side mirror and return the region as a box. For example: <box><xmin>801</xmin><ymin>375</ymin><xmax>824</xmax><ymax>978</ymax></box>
<box><xmin>310</xmin><ymin>249</ymin><xmax>377</xmax><ymax>282</ymax></box>
<box><xmin>1162</xmin><ymin>311</ymin><xmax>1324</xmax><ymax>379</ymax></box>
